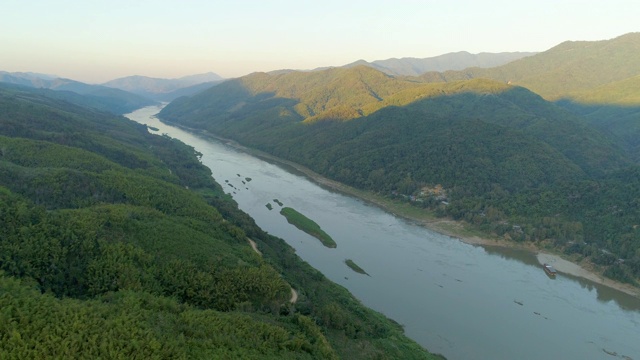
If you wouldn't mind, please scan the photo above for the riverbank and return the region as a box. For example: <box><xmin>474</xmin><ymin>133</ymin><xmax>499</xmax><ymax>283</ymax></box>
<box><xmin>161</xmin><ymin>120</ymin><xmax>640</xmax><ymax>299</ymax></box>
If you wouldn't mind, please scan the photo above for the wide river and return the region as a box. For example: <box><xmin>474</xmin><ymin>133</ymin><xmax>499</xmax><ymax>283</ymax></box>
<box><xmin>127</xmin><ymin>105</ymin><xmax>640</xmax><ymax>360</ymax></box>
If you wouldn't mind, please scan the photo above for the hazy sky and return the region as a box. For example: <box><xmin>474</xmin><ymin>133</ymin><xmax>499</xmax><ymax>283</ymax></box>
<box><xmin>2</xmin><ymin>0</ymin><xmax>638</xmax><ymax>83</ymax></box>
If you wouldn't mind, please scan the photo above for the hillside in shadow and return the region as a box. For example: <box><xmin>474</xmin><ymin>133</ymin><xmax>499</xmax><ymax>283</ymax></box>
<box><xmin>556</xmin><ymin>100</ymin><xmax>640</xmax><ymax>162</ymax></box>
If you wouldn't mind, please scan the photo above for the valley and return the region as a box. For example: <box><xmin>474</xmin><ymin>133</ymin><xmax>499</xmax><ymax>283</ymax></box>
<box><xmin>158</xmin><ymin>35</ymin><xmax>640</xmax><ymax>288</ymax></box>
<box><xmin>3</xmin><ymin>25</ymin><xmax>640</xmax><ymax>359</ymax></box>
<box><xmin>129</xmin><ymin>105</ymin><xmax>640</xmax><ymax>359</ymax></box>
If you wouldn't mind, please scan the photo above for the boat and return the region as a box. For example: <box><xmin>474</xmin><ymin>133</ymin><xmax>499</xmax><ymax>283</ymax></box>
<box><xmin>543</xmin><ymin>263</ymin><xmax>557</xmax><ymax>277</ymax></box>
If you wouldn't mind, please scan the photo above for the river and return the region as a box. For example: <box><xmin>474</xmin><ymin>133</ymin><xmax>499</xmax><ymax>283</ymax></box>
<box><xmin>127</xmin><ymin>105</ymin><xmax>640</xmax><ymax>360</ymax></box>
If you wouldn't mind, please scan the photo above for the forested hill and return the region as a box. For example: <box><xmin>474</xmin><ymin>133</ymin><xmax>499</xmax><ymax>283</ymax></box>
<box><xmin>420</xmin><ymin>32</ymin><xmax>640</xmax><ymax>100</ymax></box>
<box><xmin>417</xmin><ymin>33</ymin><xmax>640</xmax><ymax>160</ymax></box>
<box><xmin>159</xmin><ymin>65</ymin><xmax>640</xmax><ymax>285</ymax></box>
<box><xmin>0</xmin><ymin>84</ymin><xmax>440</xmax><ymax>359</ymax></box>
<box><xmin>160</xmin><ymin>66</ymin><xmax>630</xmax><ymax>178</ymax></box>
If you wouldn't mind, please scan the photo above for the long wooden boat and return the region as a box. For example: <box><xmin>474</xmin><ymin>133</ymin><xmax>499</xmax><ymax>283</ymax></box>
<box><xmin>543</xmin><ymin>263</ymin><xmax>557</xmax><ymax>277</ymax></box>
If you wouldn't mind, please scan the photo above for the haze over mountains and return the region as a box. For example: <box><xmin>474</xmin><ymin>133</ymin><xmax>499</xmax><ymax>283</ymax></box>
<box><xmin>0</xmin><ymin>71</ymin><xmax>155</xmax><ymax>114</ymax></box>
<box><xmin>0</xmin><ymin>51</ymin><xmax>538</xmax><ymax>114</ymax></box>
<box><xmin>0</xmin><ymin>71</ymin><xmax>226</xmax><ymax>113</ymax></box>
<box><xmin>102</xmin><ymin>72</ymin><xmax>224</xmax><ymax>101</ymax></box>
<box><xmin>344</xmin><ymin>51</ymin><xmax>537</xmax><ymax>76</ymax></box>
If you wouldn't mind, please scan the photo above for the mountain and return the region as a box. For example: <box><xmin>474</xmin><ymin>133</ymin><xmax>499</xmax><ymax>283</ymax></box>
<box><xmin>0</xmin><ymin>72</ymin><xmax>155</xmax><ymax>114</ymax></box>
<box><xmin>0</xmin><ymin>71</ymin><xmax>57</xmax><ymax>85</ymax></box>
<box><xmin>416</xmin><ymin>32</ymin><xmax>640</xmax><ymax>160</ymax></box>
<box><xmin>555</xmin><ymin>75</ymin><xmax>640</xmax><ymax>161</ymax></box>
<box><xmin>420</xmin><ymin>33</ymin><xmax>640</xmax><ymax>99</ymax></box>
<box><xmin>160</xmin><ymin>66</ymin><xmax>628</xmax><ymax>176</ymax></box>
<box><xmin>0</xmin><ymin>83</ymin><xmax>439</xmax><ymax>359</ymax></box>
<box><xmin>159</xmin><ymin>64</ymin><xmax>640</xmax><ymax>285</ymax></box>
<box><xmin>103</xmin><ymin>72</ymin><xmax>224</xmax><ymax>101</ymax></box>
<box><xmin>345</xmin><ymin>51</ymin><xmax>536</xmax><ymax>76</ymax></box>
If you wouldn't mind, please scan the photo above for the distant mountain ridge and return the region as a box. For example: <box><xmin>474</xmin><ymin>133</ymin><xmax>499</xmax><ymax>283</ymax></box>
<box><xmin>103</xmin><ymin>72</ymin><xmax>224</xmax><ymax>101</ymax></box>
<box><xmin>343</xmin><ymin>51</ymin><xmax>536</xmax><ymax>76</ymax></box>
<box><xmin>0</xmin><ymin>71</ymin><xmax>155</xmax><ymax>114</ymax></box>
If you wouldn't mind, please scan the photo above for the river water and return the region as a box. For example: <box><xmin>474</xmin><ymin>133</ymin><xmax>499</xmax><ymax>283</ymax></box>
<box><xmin>127</xmin><ymin>105</ymin><xmax>640</xmax><ymax>360</ymax></box>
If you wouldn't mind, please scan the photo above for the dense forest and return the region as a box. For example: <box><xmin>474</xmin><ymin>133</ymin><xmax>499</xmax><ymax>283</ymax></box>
<box><xmin>419</xmin><ymin>32</ymin><xmax>640</xmax><ymax>161</ymax></box>
<box><xmin>0</xmin><ymin>84</ymin><xmax>442</xmax><ymax>359</ymax></box>
<box><xmin>159</xmin><ymin>35</ymin><xmax>640</xmax><ymax>286</ymax></box>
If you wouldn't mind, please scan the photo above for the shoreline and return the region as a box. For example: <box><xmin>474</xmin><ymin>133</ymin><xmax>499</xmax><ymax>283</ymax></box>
<box><xmin>162</xmin><ymin>120</ymin><xmax>640</xmax><ymax>299</ymax></box>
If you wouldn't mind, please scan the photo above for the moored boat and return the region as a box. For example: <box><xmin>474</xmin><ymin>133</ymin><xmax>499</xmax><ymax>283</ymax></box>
<box><xmin>543</xmin><ymin>263</ymin><xmax>557</xmax><ymax>277</ymax></box>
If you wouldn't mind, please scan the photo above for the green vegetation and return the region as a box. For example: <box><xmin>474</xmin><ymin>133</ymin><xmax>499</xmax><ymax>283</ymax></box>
<box><xmin>418</xmin><ymin>33</ymin><xmax>640</xmax><ymax>161</ymax></box>
<box><xmin>0</xmin><ymin>274</ymin><xmax>336</xmax><ymax>359</ymax></box>
<box><xmin>345</xmin><ymin>259</ymin><xmax>369</xmax><ymax>276</ymax></box>
<box><xmin>266</xmin><ymin>203</ymin><xmax>273</xmax><ymax>210</ymax></box>
<box><xmin>158</xmin><ymin>53</ymin><xmax>640</xmax><ymax>286</ymax></box>
<box><xmin>422</xmin><ymin>33</ymin><xmax>640</xmax><ymax>100</ymax></box>
<box><xmin>280</xmin><ymin>207</ymin><xmax>337</xmax><ymax>248</ymax></box>
<box><xmin>274</xmin><ymin>198</ymin><xmax>284</xmax><ymax>206</ymax></box>
<box><xmin>0</xmin><ymin>84</ymin><xmax>439</xmax><ymax>359</ymax></box>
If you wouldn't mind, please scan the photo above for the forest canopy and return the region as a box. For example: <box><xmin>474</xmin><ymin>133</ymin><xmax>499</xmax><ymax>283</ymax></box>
<box><xmin>0</xmin><ymin>84</ymin><xmax>439</xmax><ymax>359</ymax></box>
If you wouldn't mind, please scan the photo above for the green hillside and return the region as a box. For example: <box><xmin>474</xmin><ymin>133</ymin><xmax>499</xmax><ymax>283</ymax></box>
<box><xmin>416</xmin><ymin>33</ymin><xmax>640</xmax><ymax>160</ymax></box>
<box><xmin>556</xmin><ymin>75</ymin><xmax>640</xmax><ymax>161</ymax></box>
<box><xmin>0</xmin><ymin>84</ymin><xmax>439</xmax><ymax>359</ymax></box>
<box><xmin>424</xmin><ymin>32</ymin><xmax>640</xmax><ymax>100</ymax></box>
<box><xmin>159</xmin><ymin>65</ymin><xmax>640</xmax><ymax>285</ymax></box>
<box><xmin>161</xmin><ymin>68</ymin><xmax>629</xmax><ymax>178</ymax></box>
<box><xmin>162</xmin><ymin>65</ymin><xmax>424</xmax><ymax>123</ymax></box>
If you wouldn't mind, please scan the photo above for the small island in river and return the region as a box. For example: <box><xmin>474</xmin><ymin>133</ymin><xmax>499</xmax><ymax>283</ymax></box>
<box><xmin>345</xmin><ymin>259</ymin><xmax>369</xmax><ymax>276</ymax></box>
<box><xmin>280</xmin><ymin>207</ymin><xmax>337</xmax><ymax>248</ymax></box>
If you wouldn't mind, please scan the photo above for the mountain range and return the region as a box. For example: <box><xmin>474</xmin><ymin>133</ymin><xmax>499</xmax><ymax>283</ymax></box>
<box><xmin>159</xmin><ymin>32</ymin><xmax>640</xmax><ymax>286</ymax></box>
<box><xmin>416</xmin><ymin>32</ymin><xmax>640</xmax><ymax>161</ymax></box>
<box><xmin>102</xmin><ymin>72</ymin><xmax>224</xmax><ymax>101</ymax></box>
<box><xmin>0</xmin><ymin>71</ymin><xmax>225</xmax><ymax>113</ymax></box>
<box><xmin>0</xmin><ymin>71</ymin><xmax>156</xmax><ymax>114</ymax></box>
<box><xmin>3</xmin><ymin>29</ymin><xmax>640</xmax><ymax>358</ymax></box>
<box><xmin>344</xmin><ymin>51</ymin><xmax>536</xmax><ymax>76</ymax></box>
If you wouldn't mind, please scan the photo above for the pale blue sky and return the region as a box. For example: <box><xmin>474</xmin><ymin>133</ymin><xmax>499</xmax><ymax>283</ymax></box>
<box><xmin>2</xmin><ymin>0</ymin><xmax>638</xmax><ymax>83</ymax></box>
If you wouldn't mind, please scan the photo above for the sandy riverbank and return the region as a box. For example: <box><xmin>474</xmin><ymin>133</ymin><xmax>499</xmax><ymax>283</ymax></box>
<box><xmin>169</xmin><ymin>123</ymin><xmax>640</xmax><ymax>299</ymax></box>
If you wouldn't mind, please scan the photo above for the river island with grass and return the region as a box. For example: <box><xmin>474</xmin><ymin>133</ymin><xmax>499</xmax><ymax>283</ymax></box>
<box><xmin>345</xmin><ymin>259</ymin><xmax>369</xmax><ymax>276</ymax></box>
<box><xmin>280</xmin><ymin>207</ymin><xmax>337</xmax><ymax>248</ymax></box>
